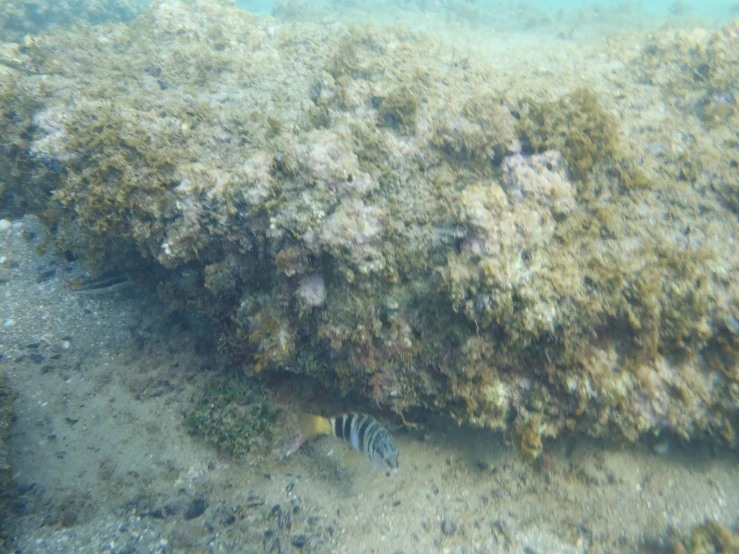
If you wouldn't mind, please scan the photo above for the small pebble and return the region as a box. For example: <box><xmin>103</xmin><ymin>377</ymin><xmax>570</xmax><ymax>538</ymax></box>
<box><xmin>3</xmin><ymin>319</ymin><xmax>15</xmax><ymax>327</ymax></box>
<box><xmin>290</xmin><ymin>534</ymin><xmax>308</xmax><ymax>548</ymax></box>
<box><xmin>0</xmin><ymin>219</ymin><xmax>11</xmax><ymax>232</ymax></box>
<box><xmin>441</xmin><ymin>518</ymin><xmax>457</xmax><ymax>536</ymax></box>
<box><xmin>184</xmin><ymin>498</ymin><xmax>207</xmax><ymax>520</ymax></box>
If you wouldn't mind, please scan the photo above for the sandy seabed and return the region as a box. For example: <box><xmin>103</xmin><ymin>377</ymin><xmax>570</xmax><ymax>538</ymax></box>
<box><xmin>1</xmin><ymin>220</ymin><xmax>737</xmax><ymax>552</ymax></box>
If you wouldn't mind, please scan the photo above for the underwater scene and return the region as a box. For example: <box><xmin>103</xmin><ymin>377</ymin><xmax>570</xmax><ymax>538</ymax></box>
<box><xmin>1</xmin><ymin>0</ymin><xmax>739</xmax><ymax>552</ymax></box>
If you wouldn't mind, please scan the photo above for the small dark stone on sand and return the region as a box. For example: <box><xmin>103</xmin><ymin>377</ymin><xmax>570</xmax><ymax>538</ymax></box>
<box><xmin>184</xmin><ymin>498</ymin><xmax>207</xmax><ymax>520</ymax></box>
<box><xmin>279</xmin><ymin>511</ymin><xmax>291</xmax><ymax>530</ymax></box>
<box><xmin>36</xmin><ymin>269</ymin><xmax>56</xmax><ymax>283</ymax></box>
<box><xmin>263</xmin><ymin>530</ymin><xmax>280</xmax><ymax>553</ymax></box>
<box><xmin>291</xmin><ymin>534</ymin><xmax>308</xmax><ymax>548</ymax></box>
<box><xmin>441</xmin><ymin>518</ymin><xmax>457</xmax><ymax>536</ymax></box>
<box><xmin>30</xmin><ymin>353</ymin><xmax>45</xmax><ymax>363</ymax></box>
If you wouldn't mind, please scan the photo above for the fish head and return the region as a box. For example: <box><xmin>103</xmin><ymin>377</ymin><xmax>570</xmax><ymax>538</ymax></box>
<box><xmin>373</xmin><ymin>432</ymin><xmax>399</xmax><ymax>470</ymax></box>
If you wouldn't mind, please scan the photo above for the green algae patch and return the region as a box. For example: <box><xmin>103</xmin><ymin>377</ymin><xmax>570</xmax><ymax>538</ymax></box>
<box><xmin>185</xmin><ymin>374</ymin><xmax>278</xmax><ymax>457</ymax></box>
<box><xmin>518</xmin><ymin>88</ymin><xmax>619</xmax><ymax>183</ymax></box>
<box><xmin>517</xmin><ymin>88</ymin><xmax>655</xmax><ymax>196</ymax></box>
<box><xmin>431</xmin><ymin>94</ymin><xmax>518</xmax><ymax>173</ymax></box>
<box><xmin>377</xmin><ymin>84</ymin><xmax>418</xmax><ymax>133</ymax></box>
<box><xmin>57</xmin><ymin>105</ymin><xmax>183</xmax><ymax>236</ymax></box>
<box><xmin>678</xmin><ymin>521</ymin><xmax>739</xmax><ymax>554</ymax></box>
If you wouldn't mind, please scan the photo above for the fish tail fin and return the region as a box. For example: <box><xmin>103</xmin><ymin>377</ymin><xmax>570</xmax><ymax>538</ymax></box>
<box><xmin>297</xmin><ymin>412</ymin><xmax>333</xmax><ymax>439</ymax></box>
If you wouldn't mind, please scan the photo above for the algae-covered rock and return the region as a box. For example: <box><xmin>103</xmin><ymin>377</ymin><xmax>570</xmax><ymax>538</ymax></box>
<box><xmin>1</xmin><ymin>1</ymin><xmax>739</xmax><ymax>460</ymax></box>
<box><xmin>635</xmin><ymin>23</ymin><xmax>739</xmax><ymax>214</ymax></box>
<box><xmin>676</xmin><ymin>521</ymin><xmax>739</xmax><ymax>554</ymax></box>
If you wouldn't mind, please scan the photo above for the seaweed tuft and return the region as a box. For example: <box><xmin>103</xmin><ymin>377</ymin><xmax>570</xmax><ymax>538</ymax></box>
<box><xmin>185</xmin><ymin>374</ymin><xmax>278</xmax><ymax>457</ymax></box>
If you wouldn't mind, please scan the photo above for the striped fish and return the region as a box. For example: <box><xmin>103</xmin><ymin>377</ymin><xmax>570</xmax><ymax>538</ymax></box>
<box><xmin>297</xmin><ymin>412</ymin><xmax>399</xmax><ymax>471</ymax></box>
<box><xmin>69</xmin><ymin>270</ymin><xmax>134</xmax><ymax>295</ymax></box>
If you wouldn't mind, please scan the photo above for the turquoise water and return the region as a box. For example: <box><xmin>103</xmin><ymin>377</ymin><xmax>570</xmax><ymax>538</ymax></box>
<box><xmin>237</xmin><ymin>0</ymin><xmax>739</xmax><ymax>19</ymax></box>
